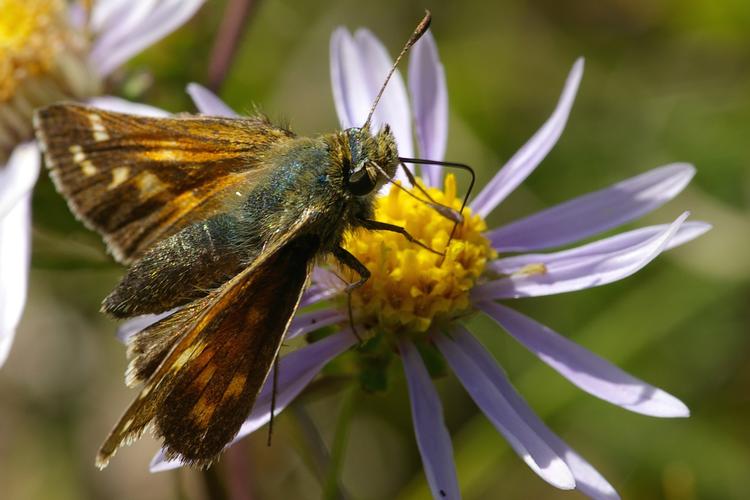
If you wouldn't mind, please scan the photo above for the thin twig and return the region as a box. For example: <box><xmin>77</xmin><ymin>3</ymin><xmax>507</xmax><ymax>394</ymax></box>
<box><xmin>322</xmin><ymin>385</ymin><xmax>357</xmax><ymax>500</ymax></box>
<box><xmin>201</xmin><ymin>466</ymin><xmax>228</xmax><ymax>500</ymax></box>
<box><xmin>225</xmin><ymin>441</ymin><xmax>254</xmax><ymax>500</ymax></box>
<box><xmin>208</xmin><ymin>0</ymin><xmax>259</xmax><ymax>91</ymax></box>
<box><xmin>289</xmin><ymin>402</ymin><xmax>352</xmax><ymax>500</ymax></box>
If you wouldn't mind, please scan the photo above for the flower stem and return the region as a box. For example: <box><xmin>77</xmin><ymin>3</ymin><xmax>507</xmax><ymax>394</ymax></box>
<box><xmin>225</xmin><ymin>440</ymin><xmax>254</xmax><ymax>500</ymax></box>
<box><xmin>322</xmin><ymin>384</ymin><xmax>357</xmax><ymax>500</ymax></box>
<box><xmin>201</xmin><ymin>466</ymin><xmax>228</xmax><ymax>500</ymax></box>
<box><xmin>208</xmin><ymin>0</ymin><xmax>259</xmax><ymax>91</ymax></box>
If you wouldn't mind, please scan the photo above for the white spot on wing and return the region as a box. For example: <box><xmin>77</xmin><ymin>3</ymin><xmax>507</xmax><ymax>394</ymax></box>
<box><xmin>81</xmin><ymin>160</ymin><xmax>97</xmax><ymax>176</ymax></box>
<box><xmin>88</xmin><ymin>113</ymin><xmax>110</xmax><ymax>141</ymax></box>
<box><xmin>109</xmin><ymin>167</ymin><xmax>129</xmax><ymax>189</ymax></box>
<box><xmin>135</xmin><ymin>171</ymin><xmax>166</xmax><ymax>200</ymax></box>
<box><xmin>69</xmin><ymin>145</ymin><xmax>97</xmax><ymax>176</ymax></box>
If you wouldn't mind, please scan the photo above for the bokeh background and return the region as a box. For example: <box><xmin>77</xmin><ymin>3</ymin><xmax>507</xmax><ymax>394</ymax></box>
<box><xmin>2</xmin><ymin>0</ymin><xmax>750</xmax><ymax>498</ymax></box>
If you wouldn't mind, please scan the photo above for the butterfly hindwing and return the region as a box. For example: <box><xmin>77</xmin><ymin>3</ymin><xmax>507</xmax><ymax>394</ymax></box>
<box><xmin>97</xmin><ymin>229</ymin><xmax>320</xmax><ymax>468</ymax></box>
<box><xmin>34</xmin><ymin>103</ymin><xmax>295</xmax><ymax>263</ymax></box>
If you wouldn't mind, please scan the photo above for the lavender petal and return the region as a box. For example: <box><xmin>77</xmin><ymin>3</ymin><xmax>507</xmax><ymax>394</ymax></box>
<box><xmin>186</xmin><ymin>83</ymin><xmax>238</xmax><ymax>117</ymax></box>
<box><xmin>91</xmin><ymin>0</ymin><xmax>205</xmax><ymax>77</ymax></box>
<box><xmin>330</xmin><ymin>28</ymin><xmax>372</xmax><ymax>129</ymax></box>
<box><xmin>299</xmin><ymin>285</ymin><xmax>339</xmax><ymax>308</ymax></box>
<box><xmin>89</xmin><ymin>0</ymin><xmax>149</xmax><ymax>40</ymax></box>
<box><xmin>329</xmin><ymin>28</ymin><xmax>414</xmax><ymax>159</ymax></box>
<box><xmin>409</xmin><ymin>30</ymin><xmax>448</xmax><ymax>187</ymax></box>
<box><xmin>0</xmin><ymin>143</ymin><xmax>40</xmax><ymax>220</ymax></box>
<box><xmin>88</xmin><ymin>96</ymin><xmax>169</xmax><ymax>117</ymax></box>
<box><xmin>0</xmin><ymin>193</ymin><xmax>32</xmax><ymax>366</ymax></box>
<box><xmin>286</xmin><ymin>308</ymin><xmax>346</xmax><ymax>341</ymax></box>
<box><xmin>470</xmin><ymin>59</ymin><xmax>584</xmax><ymax>218</ymax></box>
<box><xmin>491</xmin><ymin>220</ymin><xmax>711</xmax><ymax>275</ymax></box>
<box><xmin>151</xmin><ymin>330</ymin><xmax>357</xmax><ymax>472</ymax></box>
<box><xmin>478</xmin><ymin>302</ymin><xmax>689</xmax><ymax>418</ymax></box>
<box><xmin>448</xmin><ymin>326</ymin><xmax>619</xmax><ymax>499</ymax></box>
<box><xmin>488</xmin><ymin>163</ymin><xmax>696</xmax><ymax>252</ymax></box>
<box><xmin>434</xmin><ymin>334</ymin><xmax>575</xmax><ymax>490</ymax></box>
<box><xmin>399</xmin><ymin>338</ymin><xmax>461</xmax><ymax>499</ymax></box>
<box><xmin>475</xmin><ymin>212</ymin><xmax>688</xmax><ymax>299</ymax></box>
<box><xmin>354</xmin><ymin>30</ymin><xmax>414</xmax><ymax>158</ymax></box>
<box><xmin>116</xmin><ymin>309</ymin><xmax>177</xmax><ymax>343</ymax></box>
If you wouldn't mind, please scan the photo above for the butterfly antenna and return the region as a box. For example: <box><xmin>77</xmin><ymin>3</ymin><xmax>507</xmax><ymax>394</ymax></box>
<box><xmin>399</xmin><ymin>157</ymin><xmax>477</xmax><ymax>265</ymax></box>
<box><xmin>369</xmin><ymin>160</ymin><xmax>460</xmax><ymax>228</ymax></box>
<box><xmin>363</xmin><ymin>11</ymin><xmax>432</xmax><ymax>130</ymax></box>
<box><xmin>398</xmin><ymin>161</ymin><xmax>463</xmax><ymax>224</ymax></box>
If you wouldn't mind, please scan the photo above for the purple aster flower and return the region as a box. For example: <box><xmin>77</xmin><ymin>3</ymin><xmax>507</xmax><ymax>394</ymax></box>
<box><xmin>0</xmin><ymin>0</ymin><xmax>205</xmax><ymax>366</ymax></box>
<box><xmin>145</xmin><ymin>28</ymin><xmax>708</xmax><ymax>499</ymax></box>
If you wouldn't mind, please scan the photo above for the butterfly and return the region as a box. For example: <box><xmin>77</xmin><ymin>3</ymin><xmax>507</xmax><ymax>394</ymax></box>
<box><xmin>33</xmin><ymin>13</ymin><xmax>437</xmax><ymax>468</ymax></box>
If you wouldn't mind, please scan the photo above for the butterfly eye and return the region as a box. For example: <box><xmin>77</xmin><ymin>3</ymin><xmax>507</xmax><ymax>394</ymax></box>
<box><xmin>347</xmin><ymin>165</ymin><xmax>377</xmax><ymax>196</ymax></box>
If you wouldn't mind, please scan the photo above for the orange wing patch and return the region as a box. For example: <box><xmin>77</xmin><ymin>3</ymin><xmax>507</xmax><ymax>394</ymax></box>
<box><xmin>34</xmin><ymin>103</ymin><xmax>295</xmax><ymax>263</ymax></box>
<box><xmin>96</xmin><ymin>226</ymin><xmax>321</xmax><ymax>468</ymax></box>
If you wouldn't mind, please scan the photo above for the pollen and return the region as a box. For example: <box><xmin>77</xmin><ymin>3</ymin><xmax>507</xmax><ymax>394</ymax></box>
<box><xmin>0</xmin><ymin>0</ymin><xmax>100</xmax><ymax>161</ymax></box>
<box><xmin>343</xmin><ymin>174</ymin><xmax>496</xmax><ymax>335</ymax></box>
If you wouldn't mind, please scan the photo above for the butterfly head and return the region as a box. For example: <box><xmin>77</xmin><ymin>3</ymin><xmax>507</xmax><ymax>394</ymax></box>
<box><xmin>342</xmin><ymin>125</ymin><xmax>399</xmax><ymax>196</ymax></box>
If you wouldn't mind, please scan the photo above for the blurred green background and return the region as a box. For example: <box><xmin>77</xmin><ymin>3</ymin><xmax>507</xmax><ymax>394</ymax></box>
<box><xmin>3</xmin><ymin>0</ymin><xmax>750</xmax><ymax>498</ymax></box>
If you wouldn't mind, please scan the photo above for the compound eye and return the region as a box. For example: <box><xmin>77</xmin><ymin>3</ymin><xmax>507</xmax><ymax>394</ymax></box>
<box><xmin>347</xmin><ymin>167</ymin><xmax>377</xmax><ymax>196</ymax></box>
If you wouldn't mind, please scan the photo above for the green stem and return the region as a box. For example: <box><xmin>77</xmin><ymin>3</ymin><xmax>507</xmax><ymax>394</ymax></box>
<box><xmin>201</xmin><ymin>466</ymin><xmax>228</xmax><ymax>500</ymax></box>
<box><xmin>322</xmin><ymin>385</ymin><xmax>358</xmax><ymax>500</ymax></box>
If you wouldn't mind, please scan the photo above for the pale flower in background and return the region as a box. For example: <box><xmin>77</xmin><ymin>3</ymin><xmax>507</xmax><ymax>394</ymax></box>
<box><xmin>0</xmin><ymin>0</ymin><xmax>204</xmax><ymax>366</ymax></box>
<box><xmin>147</xmin><ymin>27</ymin><xmax>709</xmax><ymax>499</ymax></box>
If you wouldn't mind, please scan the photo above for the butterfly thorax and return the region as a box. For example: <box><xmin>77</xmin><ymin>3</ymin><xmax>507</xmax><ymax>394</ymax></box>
<box><xmin>236</xmin><ymin>125</ymin><xmax>399</xmax><ymax>256</ymax></box>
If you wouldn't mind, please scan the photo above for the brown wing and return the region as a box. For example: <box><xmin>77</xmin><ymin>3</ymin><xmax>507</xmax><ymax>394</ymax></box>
<box><xmin>34</xmin><ymin>103</ymin><xmax>294</xmax><ymax>263</ymax></box>
<box><xmin>96</xmin><ymin>227</ymin><xmax>321</xmax><ymax>469</ymax></box>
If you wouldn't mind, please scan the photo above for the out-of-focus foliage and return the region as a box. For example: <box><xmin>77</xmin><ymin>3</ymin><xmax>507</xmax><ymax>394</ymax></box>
<box><xmin>2</xmin><ymin>1</ymin><xmax>749</xmax><ymax>499</ymax></box>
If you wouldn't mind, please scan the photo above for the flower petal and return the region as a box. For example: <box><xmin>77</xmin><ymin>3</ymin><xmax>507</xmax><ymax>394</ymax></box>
<box><xmin>90</xmin><ymin>0</ymin><xmax>153</xmax><ymax>39</ymax></box>
<box><xmin>435</xmin><ymin>333</ymin><xmax>575</xmax><ymax>490</ymax></box>
<box><xmin>0</xmin><ymin>143</ymin><xmax>40</xmax><ymax>220</ymax></box>
<box><xmin>448</xmin><ymin>326</ymin><xmax>619</xmax><ymax>499</ymax></box>
<box><xmin>487</xmin><ymin>163</ymin><xmax>696</xmax><ymax>252</ymax></box>
<box><xmin>0</xmin><ymin>193</ymin><xmax>32</xmax><ymax>366</ymax></box>
<box><xmin>186</xmin><ymin>83</ymin><xmax>238</xmax><ymax>117</ymax></box>
<box><xmin>285</xmin><ymin>308</ymin><xmax>347</xmax><ymax>341</ymax></box>
<box><xmin>329</xmin><ymin>28</ymin><xmax>414</xmax><ymax>158</ymax></box>
<box><xmin>88</xmin><ymin>96</ymin><xmax>169</xmax><ymax>117</ymax></box>
<box><xmin>299</xmin><ymin>285</ymin><xmax>339</xmax><ymax>308</ymax></box>
<box><xmin>470</xmin><ymin>59</ymin><xmax>584</xmax><ymax>218</ymax></box>
<box><xmin>299</xmin><ymin>267</ymin><xmax>344</xmax><ymax>307</ymax></box>
<box><xmin>90</xmin><ymin>0</ymin><xmax>205</xmax><ymax>77</ymax></box>
<box><xmin>491</xmin><ymin>220</ymin><xmax>711</xmax><ymax>275</ymax></box>
<box><xmin>116</xmin><ymin>309</ymin><xmax>177</xmax><ymax>343</ymax></box>
<box><xmin>150</xmin><ymin>330</ymin><xmax>356</xmax><ymax>472</ymax></box>
<box><xmin>478</xmin><ymin>302</ymin><xmax>689</xmax><ymax>418</ymax></box>
<box><xmin>409</xmin><ymin>30</ymin><xmax>448</xmax><ymax>187</ymax></box>
<box><xmin>476</xmin><ymin>212</ymin><xmax>689</xmax><ymax>299</ymax></box>
<box><xmin>398</xmin><ymin>338</ymin><xmax>461</xmax><ymax>499</ymax></box>
<box><xmin>330</xmin><ymin>28</ymin><xmax>372</xmax><ymax>129</ymax></box>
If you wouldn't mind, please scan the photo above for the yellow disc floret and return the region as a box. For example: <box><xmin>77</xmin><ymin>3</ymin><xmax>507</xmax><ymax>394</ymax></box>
<box><xmin>0</xmin><ymin>0</ymin><xmax>99</xmax><ymax>160</ymax></box>
<box><xmin>343</xmin><ymin>174</ymin><xmax>496</xmax><ymax>335</ymax></box>
<box><xmin>0</xmin><ymin>0</ymin><xmax>67</xmax><ymax>100</ymax></box>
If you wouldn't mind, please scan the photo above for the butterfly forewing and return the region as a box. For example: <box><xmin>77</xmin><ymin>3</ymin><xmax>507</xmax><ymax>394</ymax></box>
<box><xmin>34</xmin><ymin>103</ymin><xmax>295</xmax><ymax>263</ymax></box>
<box><xmin>97</xmin><ymin>230</ymin><xmax>320</xmax><ymax>469</ymax></box>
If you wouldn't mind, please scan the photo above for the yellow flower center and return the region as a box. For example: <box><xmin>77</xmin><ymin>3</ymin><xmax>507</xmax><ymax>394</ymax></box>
<box><xmin>343</xmin><ymin>174</ymin><xmax>496</xmax><ymax>335</ymax></box>
<box><xmin>0</xmin><ymin>0</ymin><xmax>99</xmax><ymax>161</ymax></box>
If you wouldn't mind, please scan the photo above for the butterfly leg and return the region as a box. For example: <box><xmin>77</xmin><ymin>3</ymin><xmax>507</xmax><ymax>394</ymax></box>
<box><xmin>333</xmin><ymin>246</ymin><xmax>370</xmax><ymax>342</ymax></box>
<box><xmin>267</xmin><ymin>356</ymin><xmax>280</xmax><ymax>446</ymax></box>
<box><xmin>358</xmin><ymin>219</ymin><xmax>444</xmax><ymax>257</ymax></box>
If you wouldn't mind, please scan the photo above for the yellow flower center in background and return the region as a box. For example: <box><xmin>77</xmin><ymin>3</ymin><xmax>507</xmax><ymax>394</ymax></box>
<box><xmin>0</xmin><ymin>0</ymin><xmax>99</xmax><ymax>161</ymax></box>
<box><xmin>344</xmin><ymin>174</ymin><xmax>496</xmax><ymax>335</ymax></box>
<box><xmin>0</xmin><ymin>0</ymin><xmax>67</xmax><ymax>100</ymax></box>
